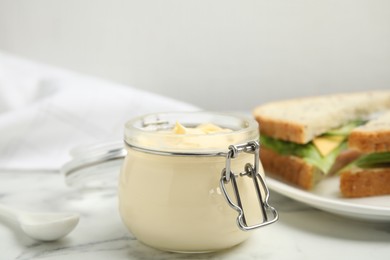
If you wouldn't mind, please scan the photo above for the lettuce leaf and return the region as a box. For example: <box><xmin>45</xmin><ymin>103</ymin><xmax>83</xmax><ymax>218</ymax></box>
<box><xmin>348</xmin><ymin>152</ymin><xmax>390</xmax><ymax>169</ymax></box>
<box><xmin>324</xmin><ymin>120</ymin><xmax>365</xmax><ymax>136</ymax></box>
<box><xmin>259</xmin><ymin>121</ymin><xmax>363</xmax><ymax>174</ymax></box>
<box><xmin>260</xmin><ymin>135</ymin><xmax>347</xmax><ymax>173</ymax></box>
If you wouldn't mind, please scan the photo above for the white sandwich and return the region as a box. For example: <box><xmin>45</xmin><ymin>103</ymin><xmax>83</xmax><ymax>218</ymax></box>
<box><xmin>253</xmin><ymin>91</ymin><xmax>390</xmax><ymax>190</ymax></box>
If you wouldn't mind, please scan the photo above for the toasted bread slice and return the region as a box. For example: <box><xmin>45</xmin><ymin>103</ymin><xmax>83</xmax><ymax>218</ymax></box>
<box><xmin>254</xmin><ymin>91</ymin><xmax>390</xmax><ymax>144</ymax></box>
<box><xmin>260</xmin><ymin>147</ymin><xmax>323</xmax><ymax>189</ymax></box>
<box><xmin>340</xmin><ymin>168</ymin><xmax>390</xmax><ymax>198</ymax></box>
<box><xmin>340</xmin><ymin>111</ymin><xmax>390</xmax><ymax>198</ymax></box>
<box><xmin>348</xmin><ymin>111</ymin><xmax>390</xmax><ymax>153</ymax></box>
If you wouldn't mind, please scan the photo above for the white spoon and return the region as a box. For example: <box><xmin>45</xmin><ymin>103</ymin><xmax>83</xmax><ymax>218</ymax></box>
<box><xmin>0</xmin><ymin>203</ymin><xmax>79</xmax><ymax>241</ymax></box>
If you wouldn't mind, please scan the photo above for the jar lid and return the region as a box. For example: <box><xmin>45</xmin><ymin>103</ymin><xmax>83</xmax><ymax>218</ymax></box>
<box><xmin>61</xmin><ymin>141</ymin><xmax>126</xmax><ymax>188</ymax></box>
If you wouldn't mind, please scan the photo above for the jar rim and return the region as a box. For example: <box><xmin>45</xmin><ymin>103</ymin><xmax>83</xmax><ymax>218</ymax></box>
<box><xmin>124</xmin><ymin>111</ymin><xmax>259</xmax><ymax>153</ymax></box>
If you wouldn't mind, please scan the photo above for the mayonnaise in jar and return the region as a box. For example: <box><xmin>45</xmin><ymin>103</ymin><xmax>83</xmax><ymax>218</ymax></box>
<box><xmin>118</xmin><ymin>112</ymin><xmax>278</xmax><ymax>253</ymax></box>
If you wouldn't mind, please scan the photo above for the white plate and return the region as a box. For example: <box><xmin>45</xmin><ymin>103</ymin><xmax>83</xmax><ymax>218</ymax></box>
<box><xmin>266</xmin><ymin>175</ymin><xmax>390</xmax><ymax>222</ymax></box>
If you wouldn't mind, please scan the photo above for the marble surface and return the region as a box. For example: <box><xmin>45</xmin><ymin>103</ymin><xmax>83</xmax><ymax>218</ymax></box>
<box><xmin>1</xmin><ymin>170</ymin><xmax>390</xmax><ymax>260</ymax></box>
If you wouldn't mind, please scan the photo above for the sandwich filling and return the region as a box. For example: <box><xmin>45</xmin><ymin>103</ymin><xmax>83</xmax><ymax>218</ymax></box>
<box><xmin>260</xmin><ymin>121</ymin><xmax>364</xmax><ymax>174</ymax></box>
<box><xmin>340</xmin><ymin>152</ymin><xmax>390</xmax><ymax>172</ymax></box>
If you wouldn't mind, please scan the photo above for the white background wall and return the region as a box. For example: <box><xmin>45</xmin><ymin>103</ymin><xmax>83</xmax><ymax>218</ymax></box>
<box><xmin>0</xmin><ymin>0</ymin><xmax>389</xmax><ymax>110</ymax></box>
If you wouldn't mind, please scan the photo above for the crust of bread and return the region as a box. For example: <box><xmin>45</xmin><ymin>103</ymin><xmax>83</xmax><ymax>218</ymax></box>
<box><xmin>348</xmin><ymin>130</ymin><xmax>390</xmax><ymax>153</ymax></box>
<box><xmin>340</xmin><ymin>168</ymin><xmax>390</xmax><ymax>198</ymax></box>
<box><xmin>253</xmin><ymin>91</ymin><xmax>390</xmax><ymax>144</ymax></box>
<box><xmin>260</xmin><ymin>147</ymin><xmax>323</xmax><ymax>190</ymax></box>
<box><xmin>348</xmin><ymin>111</ymin><xmax>390</xmax><ymax>153</ymax></box>
<box><xmin>256</xmin><ymin>117</ymin><xmax>308</xmax><ymax>143</ymax></box>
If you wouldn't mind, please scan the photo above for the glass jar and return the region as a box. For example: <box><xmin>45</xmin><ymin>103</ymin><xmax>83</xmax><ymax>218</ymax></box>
<box><xmin>118</xmin><ymin>112</ymin><xmax>278</xmax><ymax>253</ymax></box>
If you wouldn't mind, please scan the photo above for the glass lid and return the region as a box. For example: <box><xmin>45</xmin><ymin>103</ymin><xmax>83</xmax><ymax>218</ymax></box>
<box><xmin>61</xmin><ymin>141</ymin><xmax>126</xmax><ymax>188</ymax></box>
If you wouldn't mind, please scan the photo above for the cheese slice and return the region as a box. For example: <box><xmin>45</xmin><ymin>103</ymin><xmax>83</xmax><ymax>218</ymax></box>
<box><xmin>312</xmin><ymin>135</ymin><xmax>345</xmax><ymax>157</ymax></box>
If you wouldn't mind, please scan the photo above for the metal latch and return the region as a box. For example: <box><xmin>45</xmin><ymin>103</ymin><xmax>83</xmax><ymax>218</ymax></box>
<box><xmin>220</xmin><ymin>141</ymin><xmax>278</xmax><ymax>231</ymax></box>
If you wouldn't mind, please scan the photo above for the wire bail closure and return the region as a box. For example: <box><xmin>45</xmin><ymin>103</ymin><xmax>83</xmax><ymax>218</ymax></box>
<box><xmin>220</xmin><ymin>141</ymin><xmax>278</xmax><ymax>231</ymax></box>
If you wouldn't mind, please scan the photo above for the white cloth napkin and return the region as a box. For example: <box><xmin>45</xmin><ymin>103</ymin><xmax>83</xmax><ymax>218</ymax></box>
<box><xmin>0</xmin><ymin>52</ymin><xmax>199</xmax><ymax>170</ymax></box>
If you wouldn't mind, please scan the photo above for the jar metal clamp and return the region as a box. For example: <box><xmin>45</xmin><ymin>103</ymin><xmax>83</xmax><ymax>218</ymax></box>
<box><xmin>220</xmin><ymin>141</ymin><xmax>278</xmax><ymax>231</ymax></box>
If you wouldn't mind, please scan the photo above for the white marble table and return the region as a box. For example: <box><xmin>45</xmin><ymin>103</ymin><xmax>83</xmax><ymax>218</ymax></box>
<box><xmin>1</xmin><ymin>170</ymin><xmax>389</xmax><ymax>260</ymax></box>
